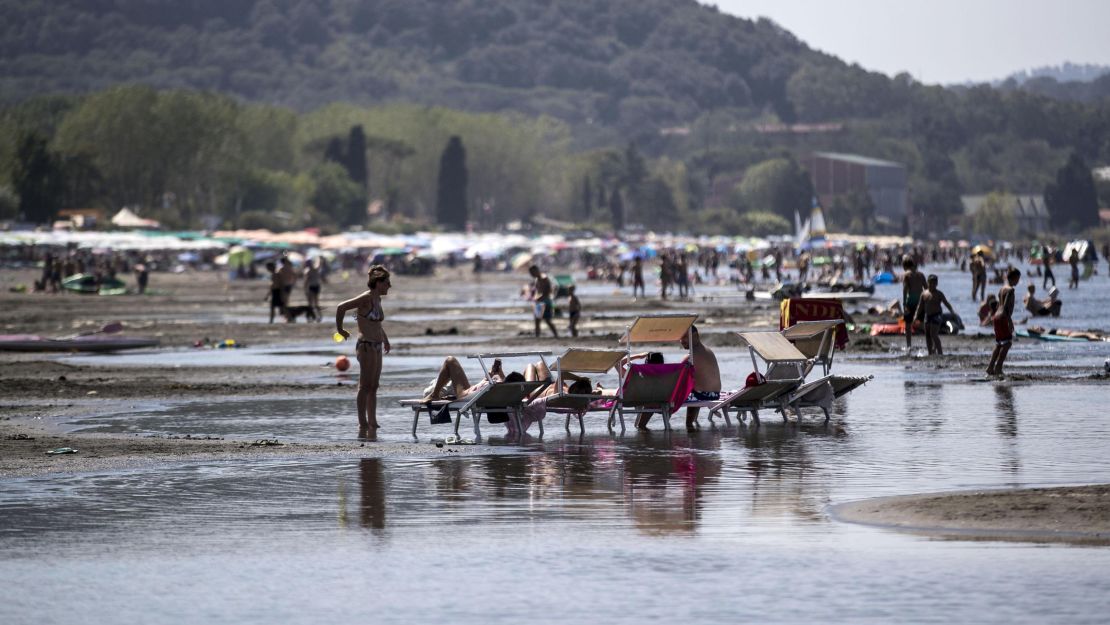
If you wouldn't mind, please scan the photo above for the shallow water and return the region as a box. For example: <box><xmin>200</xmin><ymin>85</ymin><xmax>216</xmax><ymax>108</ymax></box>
<box><xmin>5</xmin><ymin>353</ymin><xmax>1110</xmax><ymax>623</ymax></box>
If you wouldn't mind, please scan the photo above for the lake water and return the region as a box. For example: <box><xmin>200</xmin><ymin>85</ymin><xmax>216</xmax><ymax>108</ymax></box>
<box><xmin>5</xmin><ymin>350</ymin><xmax>1110</xmax><ymax>624</ymax></box>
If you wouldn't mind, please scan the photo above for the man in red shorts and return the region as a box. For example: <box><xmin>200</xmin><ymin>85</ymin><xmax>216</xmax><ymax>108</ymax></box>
<box><xmin>987</xmin><ymin>267</ymin><xmax>1021</xmax><ymax>376</ymax></box>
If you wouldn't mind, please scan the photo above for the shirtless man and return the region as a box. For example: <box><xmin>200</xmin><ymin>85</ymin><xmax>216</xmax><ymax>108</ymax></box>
<box><xmin>987</xmin><ymin>267</ymin><xmax>1021</xmax><ymax>376</ymax></box>
<box><xmin>528</xmin><ymin>265</ymin><xmax>559</xmax><ymax>338</ymax></box>
<box><xmin>969</xmin><ymin>252</ymin><xmax>986</xmax><ymax>302</ymax></box>
<box><xmin>914</xmin><ymin>274</ymin><xmax>957</xmax><ymax>356</ymax></box>
<box><xmin>631</xmin><ymin>257</ymin><xmax>645</xmax><ymax>299</ymax></box>
<box><xmin>901</xmin><ymin>257</ymin><xmax>928</xmax><ymax>349</ymax></box>
<box><xmin>681</xmin><ymin>325</ymin><xmax>721</xmax><ymax>432</ymax></box>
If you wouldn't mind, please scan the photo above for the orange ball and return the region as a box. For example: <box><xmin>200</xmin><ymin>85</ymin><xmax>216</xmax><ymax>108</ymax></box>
<box><xmin>335</xmin><ymin>355</ymin><xmax>350</xmax><ymax>372</ymax></box>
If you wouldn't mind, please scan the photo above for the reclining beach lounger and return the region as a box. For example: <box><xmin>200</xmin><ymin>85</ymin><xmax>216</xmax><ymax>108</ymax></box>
<box><xmin>400</xmin><ymin>351</ymin><xmax>551</xmax><ymax>439</ymax></box>
<box><xmin>613</xmin><ymin>313</ymin><xmax>699</xmax><ymax>432</ymax></box>
<box><xmin>698</xmin><ymin>330</ymin><xmax>810</xmax><ymax>427</ymax></box>
<box><xmin>538</xmin><ymin>348</ymin><xmax>626</xmax><ymax>435</ymax></box>
<box><xmin>784</xmin><ymin>374</ymin><xmax>873</xmax><ymax>423</ymax></box>
<box><xmin>781</xmin><ymin>319</ymin><xmax>844</xmax><ymax>376</ymax></box>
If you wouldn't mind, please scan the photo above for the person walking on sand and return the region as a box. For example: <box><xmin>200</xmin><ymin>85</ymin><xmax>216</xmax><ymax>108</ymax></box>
<box><xmin>567</xmin><ymin>285</ymin><xmax>581</xmax><ymax>338</ymax></box>
<box><xmin>304</xmin><ymin>258</ymin><xmax>322</xmax><ymax>321</ymax></box>
<box><xmin>1068</xmin><ymin>248</ymin><xmax>1081</xmax><ymax>289</ymax></box>
<box><xmin>914</xmin><ymin>274</ymin><xmax>957</xmax><ymax>356</ymax></box>
<box><xmin>528</xmin><ymin>265</ymin><xmax>558</xmax><ymax>338</ymax></box>
<box><xmin>632</xmin><ymin>256</ymin><xmax>645</xmax><ymax>299</ymax></box>
<box><xmin>335</xmin><ymin>265</ymin><xmax>392</xmax><ymax>434</ymax></box>
<box><xmin>902</xmin><ymin>257</ymin><xmax>927</xmax><ymax>349</ymax></box>
<box><xmin>264</xmin><ymin>261</ymin><xmax>287</xmax><ymax>323</ymax></box>
<box><xmin>987</xmin><ymin>267</ymin><xmax>1020</xmax><ymax>377</ymax></box>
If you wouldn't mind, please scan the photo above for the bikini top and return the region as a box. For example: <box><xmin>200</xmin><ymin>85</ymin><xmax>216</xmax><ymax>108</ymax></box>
<box><xmin>359</xmin><ymin>300</ymin><xmax>384</xmax><ymax>322</ymax></box>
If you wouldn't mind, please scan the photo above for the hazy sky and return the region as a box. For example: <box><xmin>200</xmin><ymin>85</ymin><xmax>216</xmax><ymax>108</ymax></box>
<box><xmin>712</xmin><ymin>0</ymin><xmax>1110</xmax><ymax>84</ymax></box>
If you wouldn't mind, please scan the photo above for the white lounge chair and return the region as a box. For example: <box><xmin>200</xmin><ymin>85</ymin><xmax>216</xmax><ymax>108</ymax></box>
<box><xmin>783</xmin><ymin>374</ymin><xmax>873</xmax><ymax>422</ymax></box>
<box><xmin>400</xmin><ymin>351</ymin><xmax>552</xmax><ymax>439</ymax></box>
<box><xmin>781</xmin><ymin>319</ymin><xmax>844</xmax><ymax>376</ymax></box>
<box><xmin>540</xmin><ymin>348</ymin><xmax>626</xmax><ymax>435</ymax></box>
<box><xmin>703</xmin><ymin>330</ymin><xmax>810</xmax><ymax>426</ymax></box>
<box><xmin>613</xmin><ymin>313</ymin><xmax>699</xmax><ymax>432</ymax></box>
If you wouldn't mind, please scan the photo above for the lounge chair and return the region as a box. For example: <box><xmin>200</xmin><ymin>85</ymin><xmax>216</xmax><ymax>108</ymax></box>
<box><xmin>400</xmin><ymin>351</ymin><xmax>551</xmax><ymax>439</ymax></box>
<box><xmin>781</xmin><ymin>319</ymin><xmax>844</xmax><ymax>376</ymax></box>
<box><xmin>783</xmin><ymin>374</ymin><xmax>873</xmax><ymax>422</ymax></box>
<box><xmin>537</xmin><ymin>348</ymin><xmax>626</xmax><ymax>435</ymax></box>
<box><xmin>701</xmin><ymin>330</ymin><xmax>810</xmax><ymax>426</ymax></box>
<box><xmin>612</xmin><ymin>313</ymin><xmax>699</xmax><ymax>432</ymax></box>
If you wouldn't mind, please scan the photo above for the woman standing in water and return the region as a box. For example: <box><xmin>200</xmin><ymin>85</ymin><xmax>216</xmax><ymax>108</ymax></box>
<box><xmin>335</xmin><ymin>265</ymin><xmax>392</xmax><ymax>434</ymax></box>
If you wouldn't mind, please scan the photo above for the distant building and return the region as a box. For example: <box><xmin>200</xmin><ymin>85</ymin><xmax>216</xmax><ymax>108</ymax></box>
<box><xmin>804</xmin><ymin>152</ymin><xmax>908</xmax><ymax>230</ymax></box>
<box><xmin>960</xmin><ymin>194</ymin><xmax>1050</xmax><ymax>236</ymax></box>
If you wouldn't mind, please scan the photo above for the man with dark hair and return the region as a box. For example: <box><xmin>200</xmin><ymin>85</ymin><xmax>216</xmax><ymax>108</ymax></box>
<box><xmin>987</xmin><ymin>267</ymin><xmax>1021</xmax><ymax>376</ymax></box>
<box><xmin>902</xmin><ymin>257</ymin><xmax>927</xmax><ymax>349</ymax></box>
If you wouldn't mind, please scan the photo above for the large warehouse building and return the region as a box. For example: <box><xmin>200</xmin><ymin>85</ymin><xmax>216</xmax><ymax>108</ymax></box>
<box><xmin>804</xmin><ymin>152</ymin><xmax>909</xmax><ymax>232</ymax></box>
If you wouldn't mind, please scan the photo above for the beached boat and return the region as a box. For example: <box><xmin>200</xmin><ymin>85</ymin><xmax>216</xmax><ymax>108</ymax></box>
<box><xmin>61</xmin><ymin>273</ymin><xmax>128</xmax><ymax>295</ymax></box>
<box><xmin>0</xmin><ymin>334</ymin><xmax>160</xmax><ymax>352</ymax></box>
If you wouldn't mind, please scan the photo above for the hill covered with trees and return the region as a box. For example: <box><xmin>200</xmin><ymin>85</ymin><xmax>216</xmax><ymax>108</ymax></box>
<box><xmin>2</xmin><ymin>0</ymin><xmax>1109</xmax><ymax>237</ymax></box>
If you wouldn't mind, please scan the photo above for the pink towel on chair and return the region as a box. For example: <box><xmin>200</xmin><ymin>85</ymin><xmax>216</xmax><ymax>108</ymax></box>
<box><xmin>626</xmin><ymin>362</ymin><xmax>695</xmax><ymax>414</ymax></box>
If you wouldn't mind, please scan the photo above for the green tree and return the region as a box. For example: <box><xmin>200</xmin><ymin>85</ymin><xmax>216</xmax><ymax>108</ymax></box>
<box><xmin>346</xmin><ymin>125</ymin><xmax>368</xmax><ymax>192</ymax></box>
<box><xmin>436</xmin><ymin>136</ymin><xmax>468</xmax><ymax>230</ymax></box>
<box><xmin>966</xmin><ymin>192</ymin><xmax>1018</xmax><ymax>239</ymax></box>
<box><xmin>609</xmin><ymin>187</ymin><xmax>624</xmax><ymax>232</ymax></box>
<box><xmin>0</xmin><ymin>185</ymin><xmax>19</xmax><ymax>220</ymax></box>
<box><xmin>736</xmin><ymin>158</ymin><xmax>813</xmax><ymax>222</ymax></box>
<box><xmin>11</xmin><ymin>132</ymin><xmax>63</xmax><ymax>224</ymax></box>
<box><xmin>310</xmin><ymin>162</ymin><xmax>366</xmax><ymax>228</ymax></box>
<box><xmin>735</xmin><ymin>210</ymin><xmax>791</xmax><ymax>237</ymax></box>
<box><xmin>1044</xmin><ymin>152</ymin><xmax>1100</xmax><ymax>231</ymax></box>
<box><xmin>580</xmin><ymin>175</ymin><xmax>592</xmax><ymax>220</ymax></box>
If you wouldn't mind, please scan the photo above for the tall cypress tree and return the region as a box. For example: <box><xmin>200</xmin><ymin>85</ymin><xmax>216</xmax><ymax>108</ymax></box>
<box><xmin>581</xmin><ymin>175</ymin><xmax>592</xmax><ymax>219</ymax></box>
<box><xmin>436</xmin><ymin>136</ymin><xmax>468</xmax><ymax>230</ymax></box>
<box><xmin>609</xmin><ymin>187</ymin><xmax>624</xmax><ymax>232</ymax></box>
<box><xmin>346</xmin><ymin>125</ymin><xmax>368</xmax><ymax>193</ymax></box>
<box><xmin>12</xmin><ymin>132</ymin><xmax>63</xmax><ymax>224</ymax></box>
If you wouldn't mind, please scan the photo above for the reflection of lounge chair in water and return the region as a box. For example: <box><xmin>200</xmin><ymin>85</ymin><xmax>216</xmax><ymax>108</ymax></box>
<box><xmin>399</xmin><ymin>351</ymin><xmax>549</xmax><ymax>439</ymax></box>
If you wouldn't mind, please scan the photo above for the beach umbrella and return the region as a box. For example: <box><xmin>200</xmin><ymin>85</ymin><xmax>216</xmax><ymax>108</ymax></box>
<box><xmin>971</xmin><ymin>244</ymin><xmax>993</xmax><ymax>259</ymax></box>
<box><xmin>511</xmin><ymin>252</ymin><xmax>534</xmax><ymax>270</ymax></box>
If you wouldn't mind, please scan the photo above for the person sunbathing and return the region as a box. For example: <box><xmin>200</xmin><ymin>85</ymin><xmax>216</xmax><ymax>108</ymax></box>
<box><xmin>421</xmin><ymin>357</ymin><xmax>524</xmax><ymax>402</ymax></box>
<box><xmin>1023</xmin><ymin>285</ymin><xmax>1062</xmax><ymax>317</ymax></box>
<box><xmin>513</xmin><ymin>359</ymin><xmax>597</xmax><ymax>434</ymax></box>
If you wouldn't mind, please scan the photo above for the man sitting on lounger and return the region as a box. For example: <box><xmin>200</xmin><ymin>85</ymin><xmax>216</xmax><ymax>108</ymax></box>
<box><xmin>681</xmin><ymin>325</ymin><xmax>721</xmax><ymax>432</ymax></box>
<box><xmin>421</xmin><ymin>357</ymin><xmax>524</xmax><ymax>402</ymax></box>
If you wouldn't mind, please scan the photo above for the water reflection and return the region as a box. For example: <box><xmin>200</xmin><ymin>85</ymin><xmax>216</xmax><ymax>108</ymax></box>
<box><xmin>993</xmin><ymin>385</ymin><xmax>1021</xmax><ymax>476</ymax></box>
<box><xmin>359</xmin><ymin>459</ymin><xmax>387</xmax><ymax>533</ymax></box>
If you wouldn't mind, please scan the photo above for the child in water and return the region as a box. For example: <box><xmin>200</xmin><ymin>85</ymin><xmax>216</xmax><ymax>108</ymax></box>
<box><xmin>914</xmin><ymin>274</ymin><xmax>957</xmax><ymax>355</ymax></box>
<box><xmin>567</xmin><ymin>285</ymin><xmax>581</xmax><ymax>338</ymax></box>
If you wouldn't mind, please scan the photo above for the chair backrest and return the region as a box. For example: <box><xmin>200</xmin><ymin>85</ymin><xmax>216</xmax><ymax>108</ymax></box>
<box><xmin>620</xmin><ymin>362</ymin><xmax>694</xmax><ymax>408</ymax></box>
<box><xmin>471</xmin><ymin>381</ymin><xmax>546</xmax><ymax>408</ymax></box>
<box><xmin>781</xmin><ymin>319</ymin><xmax>842</xmax><ymax>375</ymax></box>
<box><xmin>622</xmin><ymin>314</ymin><xmax>698</xmax><ymax>344</ymax></box>
<box><xmin>728</xmin><ymin>379</ymin><xmax>799</xmax><ymax>405</ymax></box>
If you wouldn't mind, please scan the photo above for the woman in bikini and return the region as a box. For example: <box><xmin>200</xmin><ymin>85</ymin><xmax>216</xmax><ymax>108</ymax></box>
<box><xmin>335</xmin><ymin>265</ymin><xmax>392</xmax><ymax>434</ymax></box>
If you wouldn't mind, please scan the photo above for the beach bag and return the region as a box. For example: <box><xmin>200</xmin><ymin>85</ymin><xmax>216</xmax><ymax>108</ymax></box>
<box><xmin>430</xmin><ymin>405</ymin><xmax>452</xmax><ymax>425</ymax></box>
<box><xmin>745</xmin><ymin>372</ymin><xmax>766</xmax><ymax>388</ymax></box>
<box><xmin>487</xmin><ymin>411</ymin><xmax>510</xmax><ymax>424</ymax></box>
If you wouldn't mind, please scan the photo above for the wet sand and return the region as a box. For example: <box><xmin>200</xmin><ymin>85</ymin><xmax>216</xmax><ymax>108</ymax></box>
<box><xmin>832</xmin><ymin>486</ymin><xmax>1110</xmax><ymax>545</ymax></box>
<box><xmin>3</xmin><ymin>267</ymin><xmax>1110</xmax><ymax>542</ymax></box>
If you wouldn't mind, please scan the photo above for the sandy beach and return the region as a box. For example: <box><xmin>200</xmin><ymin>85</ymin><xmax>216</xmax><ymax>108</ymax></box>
<box><xmin>3</xmin><ymin>267</ymin><xmax>1109</xmax><ymax>545</ymax></box>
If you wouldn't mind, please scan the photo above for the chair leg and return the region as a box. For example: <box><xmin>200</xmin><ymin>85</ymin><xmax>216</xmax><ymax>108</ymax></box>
<box><xmin>472</xmin><ymin>410</ymin><xmax>482</xmax><ymax>439</ymax></box>
<box><xmin>412</xmin><ymin>410</ymin><xmax>418</xmax><ymax>439</ymax></box>
<box><xmin>565</xmin><ymin>414</ymin><xmax>571</xmax><ymax>432</ymax></box>
<box><xmin>577</xmin><ymin>412</ymin><xmax>585</xmax><ymax>434</ymax></box>
<box><xmin>454</xmin><ymin>410</ymin><xmax>462</xmax><ymax>436</ymax></box>
<box><xmin>538</xmin><ymin>415</ymin><xmax>545</xmax><ymax>437</ymax></box>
